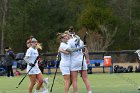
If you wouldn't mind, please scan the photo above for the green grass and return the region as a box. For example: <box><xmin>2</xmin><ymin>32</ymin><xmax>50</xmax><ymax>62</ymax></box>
<box><xmin>0</xmin><ymin>73</ymin><xmax>140</xmax><ymax>93</ymax></box>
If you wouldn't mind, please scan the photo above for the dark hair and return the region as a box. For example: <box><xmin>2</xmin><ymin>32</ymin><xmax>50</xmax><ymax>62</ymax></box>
<box><xmin>69</xmin><ymin>26</ymin><xmax>74</xmax><ymax>32</ymax></box>
<box><xmin>5</xmin><ymin>47</ymin><xmax>9</xmax><ymax>49</ymax></box>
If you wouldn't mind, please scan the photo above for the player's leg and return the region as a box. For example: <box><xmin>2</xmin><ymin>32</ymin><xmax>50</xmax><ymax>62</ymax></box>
<box><xmin>81</xmin><ymin>70</ymin><xmax>92</xmax><ymax>93</ymax></box>
<box><xmin>60</xmin><ymin>66</ymin><xmax>71</xmax><ymax>93</ymax></box>
<box><xmin>71</xmin><ymin>71</ymin><xmax>78</xmax><ymax>93</ymax></box>
<box><xmin>28</xmin><ymin>75</ymin><xmax>37</xmax><ymax>93</ymax></box>
<box><xmin>63</xmin><ymin>74</ymin><xmax>71</xmax><ymax>93</ymax></box>
<box><xmin>36</xmin><ymin>73</ymin><xmax>44</xmax><ymax>91</ymax></box>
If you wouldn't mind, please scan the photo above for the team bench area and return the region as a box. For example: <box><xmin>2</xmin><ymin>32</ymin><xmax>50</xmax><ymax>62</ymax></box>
<box><xmin>88</xmin><ymin>59</ymin><xmax>113</xmax><ymax>73</ymax></box>
<box><xmin>44</xmin><ymin>56</ymin><xmax>113</xmax><ymax>74</ymax></box>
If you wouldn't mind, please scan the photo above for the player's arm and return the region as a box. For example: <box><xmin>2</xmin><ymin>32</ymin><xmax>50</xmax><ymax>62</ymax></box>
<box><xmin>24</xmin><ymin>56</ymin><xmax>35</xmax><ymax>67</ymax></box>
<box><xmin>59</xmin><ymin>45</ymin><xmax>84</xmax><ymax>54</ymax></box>
<box><xmin>84</xmin><ymin>47</ymin><xmax>90</xmax><ymax>64</ymax></box>
<box><xmin>59</xmin><ymin>49</ymin><xmax>70</xmax><ymax>54</ymax></box>
<box><xmin>23</xmin><ymin>49</ymin><xmax>31</xmax><ymax>64</ymax></box>
<box><xmin>23</xmin><ymin>56</ymin><xmax>30</xmax><ymax>64</ymax></box>
<box><xmin>66</xmin><ymin>45</ymin><xmax>86</xmax><ymax>52</ymax></box>
<box><xmin>59</xmin><ymin>46</ymin><xmax>85</xmax><ymax>54</ymax></box>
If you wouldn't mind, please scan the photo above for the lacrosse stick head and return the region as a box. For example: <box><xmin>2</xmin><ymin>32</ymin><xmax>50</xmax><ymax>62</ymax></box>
<box><xmin>135</xmin><ymin>50</ymin><xmax>140</xmax><ymax>60</ymax></box>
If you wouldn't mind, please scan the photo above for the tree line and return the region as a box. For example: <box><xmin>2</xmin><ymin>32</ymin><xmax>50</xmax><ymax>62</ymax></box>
<box><xmin>0</xmin><ymin>0</ymin><xmax>140</xmax><ymax>54</ymax></box>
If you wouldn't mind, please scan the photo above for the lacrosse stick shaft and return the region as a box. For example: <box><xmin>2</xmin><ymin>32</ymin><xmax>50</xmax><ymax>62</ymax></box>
<box><xmin>50</xmin><ymin>52</ymin><xmax>60</xmax><ymax>92</ymax></box>
<box><xmin>16</xmin><ymin>66</ymin><xmax>33</xmax><ymax>88</ymax></box>
<box><xmin>50</xmin><ymin>67</ymin><xmax>58</xmax><ymax>92</ymax></box>
<box><xmin>81</xmin><ymin>49</ymin><xmax>85</xmax><ymax>77</ymax></box>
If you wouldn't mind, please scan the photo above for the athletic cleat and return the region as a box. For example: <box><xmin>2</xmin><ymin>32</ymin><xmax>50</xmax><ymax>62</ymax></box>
<box><xmin>34</xmin><ymin>88</ymin><xmax>49</xmax><ymax>93</ymax></box>
<box><xmin>138</xmin><ymin>86</ymin><xmax>140</xmax><ymax>90</ymax></box>
<box><xmin>88</xmin><ymin>91</ymin><xmax>92</xmax><ymax>93</ymax></box>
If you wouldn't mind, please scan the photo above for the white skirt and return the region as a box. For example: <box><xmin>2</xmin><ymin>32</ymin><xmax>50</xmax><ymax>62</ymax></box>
<box><xmin>60</xmin><ymin>66</ymin><xmax>70</xmax><ymax>75</ymax></box>
<box><xmin>70</xmin><ymin>60</ymin><xmax>87</xmax><ymax>71</ymax></box>
<box><xmin>26</xmin><ymin>65</ymin><xmax>41</xmax><ymax>75</ymax></box>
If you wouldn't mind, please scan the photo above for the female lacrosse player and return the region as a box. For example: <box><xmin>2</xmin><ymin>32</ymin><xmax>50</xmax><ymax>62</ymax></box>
<box><xmin>58</xmin><ymin>33</ymin><xmax>85</xmax><ymax>93</ymax></box>
<box><xmin>58</xmin><ymin>33</ymin><xmax>71</xmax><ymax>93</ymax></box>
<box><xmin>67</xmin><ymin>33</ymin><xmax>92</xmax><ymax>93</ymax></box>
<box><xmin>24</xmin><ymin>38</ymin><xmax>48</xmax><ymax>93</ymax></box>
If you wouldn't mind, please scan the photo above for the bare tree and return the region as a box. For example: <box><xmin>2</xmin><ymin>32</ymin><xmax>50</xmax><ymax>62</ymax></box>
<box><xmin>0</xmin><ymin>0</ymin><xmax>9</xmax><ymax>54</ymax></box>
<box><xmin>109</xmin><ymin>0</ymin><xmax>133</xmax><ymax>40</ymax></box>
<box><xmin>99</xmin><ymin>25</ymin><xmax>118</xmax><ymax>51</ymax></box>
<box><xmin>128</xmin><ymin>0</ymin><xmax>132</xmax><ymax>39</ymax></box>
<box><xmin>78</xmin><ymin>25</ymin><xmax>117</xmax><ymax>52</ymax></box>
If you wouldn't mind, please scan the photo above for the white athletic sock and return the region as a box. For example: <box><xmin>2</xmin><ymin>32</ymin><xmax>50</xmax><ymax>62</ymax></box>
<box><xmin>138</xmin><ymin>86</ymin><xmax>140</xmax><ymax>90</ymax></box>
<box><xmin>35</xmin><ymin>88</ymin><xmax>48</xmax><ymax>93</ymax></box>
<box><xmin>88</xmin><ymin>90</ymin><xmax>92</xmax><ymax>93</ymax></box>
<box><xmin>43</xmin><ymin>78</ymin><xmax>49</xmax><ymax>86</ymax></box>
<box><xmin>44</xmin><ymin>86</ymin><xmax>49</xmax><ymax>91</ymax></box>
<box><xmin>42</xmin><ymin>88</ymin><xmax>49</xmax><ymax>93</ymax></box>
<box><xmin>34</xmin><ymin>89</ymin><xmax>39</xmax><ymax>93</ymax></box>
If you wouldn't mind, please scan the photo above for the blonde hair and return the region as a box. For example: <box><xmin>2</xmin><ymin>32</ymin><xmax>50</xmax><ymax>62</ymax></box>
<box><xmin>64</xmin><ymin>30</ymin><xmax>70</xmax><ymax>35</ymax></box>
<box><xmin>36</xmin><ymin>43</ymin><xmax>42</xmax><ymax>50</ymax></box>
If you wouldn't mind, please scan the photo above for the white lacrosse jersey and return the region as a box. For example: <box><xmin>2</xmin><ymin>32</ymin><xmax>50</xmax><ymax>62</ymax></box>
<box><xmin>25</xmin><ymin>47</ymin><xmax>41</xmax><ymax>75</ymax></box>
<box><xmin>59</xmin><ymin>42</ymin><xmax>71</xmax><ymax>67</ymax></box>
<box><xmin>68</xmin><ymin>38</ymin><xmax>87</xmax><ymax>71</ymax></box>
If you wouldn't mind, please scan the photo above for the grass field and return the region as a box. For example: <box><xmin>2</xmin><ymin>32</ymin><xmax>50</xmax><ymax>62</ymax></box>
<box><xmin>0</xmin><ymin>73</ymin><xmax>140</xmax><ymax>93</ymax></box>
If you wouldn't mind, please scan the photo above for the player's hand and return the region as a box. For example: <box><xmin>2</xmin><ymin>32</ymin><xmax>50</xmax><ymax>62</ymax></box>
<box><xmin>86</xmin><ymin>59</ymin><xmax>90</xmax><ymax>65</ymax></box>
<box><xmin>80</xmin><ymin>45</ymin><xmax>87</xmax><ymax>49</ymax></box>
<box><xmin>83</xmin><ymin>45</ymin><xmax>87</xmax><ymax>47</ymax></box>
<box><xmin>29</xmin><ymin>63</ymin><xmax>35</xmax><ymax>67</ymax></box>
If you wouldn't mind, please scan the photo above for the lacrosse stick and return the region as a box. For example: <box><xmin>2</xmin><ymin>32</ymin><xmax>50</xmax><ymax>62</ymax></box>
<box><xmin>16</xmin><ymin>56</ymin><xmax>39</xmax><ymax>88</ymax></box>
<box><xmin>50</xmin><ymin>52</ymin><xmax>61</xmax><ymax>92</ymax></box>
<box><xmin>135</xmin><ymin>50</ymin><xmax>140</xmax><ymax>66</ymax></box>
<box><xmin>81</xmin><ymin>32</ymin><xmax>88</xmax><ymax>77</ymax></box>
